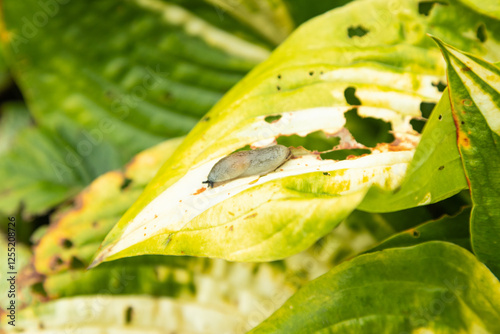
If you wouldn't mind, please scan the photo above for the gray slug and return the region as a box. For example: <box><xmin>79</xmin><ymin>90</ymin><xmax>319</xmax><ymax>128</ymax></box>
<box><xmin>202</xmin><ymin>145</ymin><xmax>291</xmax><ymax>188</ymax></box>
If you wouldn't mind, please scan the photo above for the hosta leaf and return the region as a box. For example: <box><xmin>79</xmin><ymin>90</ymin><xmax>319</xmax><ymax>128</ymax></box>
<box><xmin>0</xmin><ymin>102</ymin><xmax>32</xmax><ymax>155</ymax></box>
<box><xmin>249</xmin><ymin>242</ymin><xmax>500</xmax><ymax>334</ymax></box>
<box><xmin>0</xmin><ymin>43</ymin><xmax>10</xmax><ymax>92</ymax></box>
<box><xmin>0</xmin><ymin>0</ymin><xmax>277</xmax><ymax>215</ymax></box>
<box><xmin>92</xmin><ymin>0</ymin><xmax>500</xmax><ymax>265</ymax></box>
<box><xmin>4</xmin><ymin>295</ymin><xmax>246</xmax><ymax>333</ymax></box>
<box><xmin>456</xmin><ymin>0</ymin><xmax>500</xmax><ymax>20</ymax></box>
<box><xmin>359</xmin><ymin>87</ymin><xmax>468</xmax><ymax>211</ymax></box>
<box><xmin>367</xmin><ymin>207</ymin><xmax>472</xmax><ymax>253</ymax></box>
<box><xmin>32</xmin><ymin>137</ymin><xmax>184</xmax><ymax>276</ymax></box>
<box><xmin>432</xmin><ymin>37</ymin><xmax>500</xmax><ymax>276</ymax></box>
<box><xmin>0</xmin><ymin>118</ymin><xmax>123</xmax><ymax>216</ymax></box>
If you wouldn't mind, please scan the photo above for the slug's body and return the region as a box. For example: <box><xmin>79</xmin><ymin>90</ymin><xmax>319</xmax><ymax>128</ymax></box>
<box><xmin>203</xmin><ymin>145</ymin><xmax>291</xmax><ymax>188</ymax></box>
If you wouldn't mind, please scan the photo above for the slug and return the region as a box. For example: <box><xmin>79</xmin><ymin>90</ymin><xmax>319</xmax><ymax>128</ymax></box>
<box><xmin>202</xmin><ymin>145</ymin><xmax>291</xmax><ymax>188</ymax></box>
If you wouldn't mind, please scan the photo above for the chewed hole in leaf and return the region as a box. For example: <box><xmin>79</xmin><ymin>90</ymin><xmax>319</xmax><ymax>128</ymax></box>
<box><xmin>432</xmin><ymin>81</ymin><xmax>447</xmax><ymax>92</ymax></box>
<box><xmin>276</xmin><ymin>130</ymin><xmax>340</xmax><ymax>152</ymax></box>
<box><xmin>121</xmin><ymin>178</ymin><xmax>132</xmax><ymax>190</ymax></box>
<box><xmin>125</xmin><ymin>306</ymin><xmax>134</xmax><ymax>324</ymax></box>
<box><xmin>476</xmin><ymin>23</ymin><xmax>487</xmax><ymax>43</ymax></box>
<box><xmin>410</xmin><ymin>119</ymin><xmax>426</xmax><ymax>133</ymax></box>
<box><xmin>418</xmin><ymin>1</ymin><xmax>447</xmax><ymax>16</ymax></box>
<box><xmin>344</xmin><ymin>108</ymin><xmax>394</xmax><ymax>147</ymax></box>
<box><xmin>69</xmin><ymin>256</ymin><xmax>86</xmax><ymax>269</ymax></box>
<box><xmin>344</xmin><ymin>87</ymin><xmax>362</xmax><ymax>106</ymax></box>
<box><xmin>61</xmin><ymin>238</ymin><xmax>73</xmax><ymax>249</ymax></box>
<box><xmin>420</xmin><ymin>102</ymin><xmax>436</xmax><ymax>118</ymax></box>
<box><xmin>321</xmin><ymin>149</ymin><xmax>371</xmax><ymax>160</ymax></box>
<box><xmin>265</xmin><ymin>114</ymin><xmax>282</xmax><ymax>123</ymax></box>
<box><xmin>232</xmin><ymin>144</ymin><xmax>251</xmax><ymax>153</ymax></box>
<box><xmin>347</xmin><ymin>25</ymin><xmax>369</xmax><ymax>38</ymax></box>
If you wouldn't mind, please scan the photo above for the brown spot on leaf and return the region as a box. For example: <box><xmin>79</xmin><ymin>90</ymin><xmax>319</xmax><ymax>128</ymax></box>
<box><xmin>458</xmin><ymin>131</ymin><xmax>471</xmax><ymax>148</ymax></box>
<box><xmin>461</xmin><ymin>99</ymin><xmax>473</xmax><ymax>107</ymax></box>
<box><xmin>245</xmin><ymin>213</ymin><xmax>258</xmax><ymax>220</ymax></box>
<box><xmin>461</xmin><ymin>66</ymin><xmax>471</xmax><ymax>72</ymax></box>
<box><xmin>193</xmin><ymin>187</ymin><xmax>206</xmax><ymax>195</ymax></box>
<box><xmin>229</xmin><ymin>225</ymin><xmax>234</xmax><ymax>231</ymax></box>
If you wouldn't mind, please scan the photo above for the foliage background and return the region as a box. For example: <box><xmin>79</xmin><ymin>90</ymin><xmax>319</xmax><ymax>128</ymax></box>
<box><xmin>0</xmin><ymin>0</ymin><xmax>499</xmax><ymax>333</ymax></box>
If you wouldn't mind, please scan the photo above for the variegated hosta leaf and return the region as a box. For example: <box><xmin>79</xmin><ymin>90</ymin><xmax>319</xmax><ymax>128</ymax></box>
<box><xmin>431</xmin><ymin>37</ymin><xmax>500</xmax><ymax>276</ymax></box>
<box><xmin>3</xmin><ymin>295</ymin><xmax>246</xmax><ymax>333</ymax></box>
<box><xmin>91</xmin><ymin>0</ymin><xmax>500</xmax><ymax>265</ymax></box>
<box><xmin>249</xmin><ymin>242</ymin><xmax>500</xmax><ymax>334</ymax></box>
<box><xmin>359</xmin><ymin>87</ymin><xmax>468</xmax><ymax>211</ymax></box>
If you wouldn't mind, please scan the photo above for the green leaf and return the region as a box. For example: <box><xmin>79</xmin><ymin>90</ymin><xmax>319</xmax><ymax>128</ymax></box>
<box><xmin>0</xmin><ymin>102</ymin><xmax>32</xmax><ymax>155</ymax></box>
<box><xmin>32</xmin><ymin>137</ymin><xmax>184</xmax><ymax>276</ymax></box>
<box><xmin>359</xmin><ymin>87</ymin><xmax>468</xmax><ymax>211</ymax></box>
<box><xmin>0</xmin><ymin>119</ymin><xmax>124</xmax><ymax>216</ymax></box>
<box><xmin>456</xmin><ymin>0</ymin><xmax>500</xmax><ymax>20</ymax></box>
<box><xmin>0</xmin><ymin>42</ymin><xmax>10</xmax><ymax>92</ymax></box>
<box><xmin>249</xmin><ymin>242</ymin><xmax>500</xmax><ymax>334</ymax></box>
<box><xmin>367</xmin><ymin>207</ymin><xmax>472</xmax><ymax>253</ymax></box>
<box><xmin>92</xmin><ymin>0</ymin><xmax>500</xmax><ymax>265</ymax></box>
<box><xmin>2</xmin><ymin>0</ymin><xmax>270</xmax><ymax>157</ymax></box>
<box><xmin>431</xmin><ymin>37</ymin><xmax>500</xmax><ymax>276</ymax></box>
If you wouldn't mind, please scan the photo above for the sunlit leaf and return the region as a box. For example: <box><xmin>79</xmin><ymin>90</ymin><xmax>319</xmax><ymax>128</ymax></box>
<box><xmin>6</xmin><ymin>295</ymin><xmax>247</xmax><ymax>333</ymax></box>
<box><xmin>359</xmin><ymin>87</ymin><xmax>468</xmax><ymax>211</ymax></box>
<box><xmin>249</xmin><ymin>242</ymin><xmax>500</xmax><ymax>334</ymax></box>
<box><xmin>431</xmin><ymin>36</ymin><xmax>500</xmax><ymax>276</ymax></box>
<box><xmin>92</xmin><ymin>0</ymin><xmax>500</xmax><ymax>265</ymax></box>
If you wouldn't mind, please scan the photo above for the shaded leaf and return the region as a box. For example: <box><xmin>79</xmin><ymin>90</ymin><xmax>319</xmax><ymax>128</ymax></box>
<box><xmin>367</xmin><ymin>206</ymin><xmax>471</xmax><ymax>253</ymax></box>
<box><xmin>0</xmin><ymin>119</ymin><xmax>123</xmax><ymax>216</ymax></box>
<box><xmin>0</xmin><ymin>102</ymin><xmax>32</xmax><ymax>154</ymax></box>
<box><xmin>431</xmin><ymin>37</ymin><xmax>500</xmax><ymax>276</ymax></box>
<box><xmin>92</xmin><ymin>0</ymin><xmax>500</xmax><ymax>265</ymax></box>
<box><xmin>249</xmin><ymin>242</ymin><xmax>500</xmax><ymax>334</ymax></box>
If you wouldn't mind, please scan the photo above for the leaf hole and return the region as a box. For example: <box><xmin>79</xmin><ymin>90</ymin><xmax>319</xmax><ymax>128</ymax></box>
<box><xmin>418</xmin><ymin>1</ymin><xmax>447</xmax><ymax>16</ymax></box>
<box><xmin>120</xmin><ymin>178</ymin><xmax>132</xmax><ymax>190</ymax></box>
<box><xmin>265</xmin><ymin>115</ymin><xmax>282</xmax><ymax>123</ymax></box>
<box><xmin>276</xmin><ymin>130</ymin><xmax>340</xmax><ymax>152</ymax></box>
<box><xmin>438</xmin><ymin>114</ymin><xmax>442</xmax><ymax>120</ymax></box>
<box><xmin>309</xmin><ymin>71</ymin><xmax>314</xmax><ymax>76</ymax></box>
<box><xmin>347</xmin><ymin>25</ymin><xmax>369</xmax><ymax>38</ymax></box>
<box><xmin>323</xmin><ymin>172</ymin><xmax>331</xmax><ymax>176</ymax></box>
<box><xmin>410</xmin><ymin>119</ymin><xmax>426</xmax><ymax>133</ymax></box>
<box><xmin>432</xmin><ymin>81</ymin><xmax>447</xmax><ymax>92</ymax></box>
<box><xmin>125</xmin><ymin>306</ymin><xmax>134</xmax><ymax>324</ymax></box>
<box><xmin>203</xmin><ymin>116</ymin><xmax>211</xmax><ymax>122</ymax></box>
<box><xmin>61</xmin><ymin>238</ymin><xmax>73</xmax><ymax>249</ymax></box>
<box><xmin>321</xmin><ymin>149</ymin><xmax>371</xmax><ymax>160</ymax></box>
<box><xmin>344</xmin><ymin>87</ymin><xmax>362</xmax><ymax>106</ymax></box>
<box><xmin>420</xmin><ymin>102</ymin><xmax>436</xmax><ymax>118</ymax></box>
<box><xmin>438</xmin><ymin>165</ymin><xmax>445</xmax><ymax>170</ymax></box>
<box><xmin>276</xmin><ymin>85</ymin><xmax>281</xmax><ymax>91</ymax></box>
<box><xmin>344</xmin><ymin>108</ymin><xmax>394</xmax><ymax>147</ymax></box>
<box><xmin>277</xmin><ymin>74</ymin><xmax>282</xmax><ymax>79</ymax></box>
<box><xmin>412</xmin><ymin>230</ymin><xmax>420</xmax><ymax>238</ymax></box>
<box><xmin>69</xmin><ymin>256</ymin><xmax>86</xmax><ymax>269</ymax></box>
<box><xmin>476</xmin><ymin>23</ymin><xmax>487</xmax><ymax>43</ymax></box>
